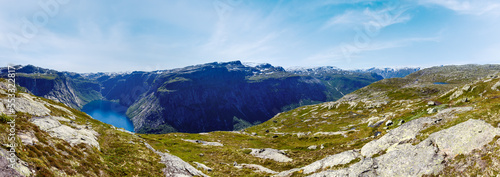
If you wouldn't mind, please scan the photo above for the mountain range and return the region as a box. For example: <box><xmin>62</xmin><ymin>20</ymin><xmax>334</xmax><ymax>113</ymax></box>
<box><xmin>1</xmin><ymin>61</ymin><xmax>417</xmax><ymax>133</ymax></box>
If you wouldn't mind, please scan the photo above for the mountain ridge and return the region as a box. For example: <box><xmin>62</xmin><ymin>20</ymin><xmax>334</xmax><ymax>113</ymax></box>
<box><xmin>1</xmin><ymin>61</ymin><xmax>388</xmax><ymax>133</ymax></box>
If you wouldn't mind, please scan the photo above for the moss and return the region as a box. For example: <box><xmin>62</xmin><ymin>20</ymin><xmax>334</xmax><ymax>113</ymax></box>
<box><xmin>0</xmin><ymin>113</ymin><xmax>12</xmax><ymax>123</ymax></box>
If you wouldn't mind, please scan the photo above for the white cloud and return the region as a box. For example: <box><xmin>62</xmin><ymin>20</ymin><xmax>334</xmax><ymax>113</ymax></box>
<box><xmin>305</xmin><ymin>36</ymin><xmax>441</xmax><ymax>65</ymax></box>
<box><xmin>321</xmin><ymin>4</ymin><xmax>412</xmax><ymax>31</ymax></box>
<box><xmin>420</xmin><ymin>0</ymin><xmax>500</xmax><ymax>15</ymax></box>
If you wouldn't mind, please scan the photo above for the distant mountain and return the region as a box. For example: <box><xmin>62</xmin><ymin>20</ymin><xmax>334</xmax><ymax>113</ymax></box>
<box><xmin>1</xmin><ymin>61</ymin><xmax>383</xmax><ymax>133</ymax></box>
<box><xmin>353</xmin><ymin>67</ymin><xmax>420</xmax><ymax>78</ymax></box>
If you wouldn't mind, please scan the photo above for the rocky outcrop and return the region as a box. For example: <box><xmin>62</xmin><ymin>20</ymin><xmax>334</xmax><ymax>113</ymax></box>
<box><xmin>144</xmin><ymin>143</ymin><xmax>208</xmax><ymax>177</ymax></box>
<box><xmin>194</xmin><ymin>162</ymin><xmax>213</xmax><ymax>172</ymax></box>
<box><xmin>17</xmin><ymin>132</ymin><xmax>39</xmax><ymax>146</ymax></box>
<box><xmin>30</xmin><ymin>117</ymin><xmax>100</xmax><ymax>149</ymax></box>
<box><xmin>361</xmin><ymin>117</ymin><xmax>435</xmax><ymax>157</ymax></box>
<box><xmin>427</xmin><ymin>119</ymin><xmax>500</xmax><ymax>157</ymax></box>
<box><xmin>308</xmin><ymin>118</ymin><xmax>500</xmax><ymax>177</ymax></box>
<box><xmin>276</xmin><ymin>150</ymin><xmax>361</xmax><ymax>176</ymax></box>
<box><xmin>236</xmin><ymin>164</ymin><xmax>277</xmax><ymax>174</ymax></box>
<box><xmin>0</xmin><ymin>148</ymin><xmax>31</xmax><ymax>177</ymax></box>
<box><xmin>361</xmin><ymin>107</ymin><xmax>473</xmax><ymax>157</ymax></box>
<box><xmin>249</xmin><ymin>148</ymin><xmax>292</xmax><ymax>163</ymax></box>
<box><xmin>182</xmin><ymin>139</ymin><xmax>223</xmax><ymax>146</ymax></box>
<box><xmin>491</xmin><ymin>80</ymin><xmax>500</xmax><ymax>91</ymax></box>
<box><xmin>8</xmin><ymin>94</ymin><xmax>51</xmax><ymax>117</ymax></box>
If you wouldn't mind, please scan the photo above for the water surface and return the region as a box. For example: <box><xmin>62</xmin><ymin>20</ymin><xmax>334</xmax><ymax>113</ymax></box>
<box><xmin>433</xmin><ymin>82</ymin><xmax>448</xmax><ymax>85</ymax></box>
<box><xmin>82</xmin><ymin>100</ymin><xmax>134</xmax><ymax>132</ymax></box>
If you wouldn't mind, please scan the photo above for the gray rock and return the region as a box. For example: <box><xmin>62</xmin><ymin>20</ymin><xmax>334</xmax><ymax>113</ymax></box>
<box><xmin>313</xmin><ymin>130</ymin><xmax>357</xmax><ymax>138</ymax></box>
<box><xmin>144</xmin><ymin>143</ymin><xmax>208</xmax><ymax>177</ymax></box>
<box><xmin>427</xmin><ymin>107</ymin><xmax>438</xmax><ymax>114</ymax></box>
<box><xmin>307</xmin><ymin>145</ymin><xmax>317</xmax><ymax>150</ymax></box>
<box><xmin>182</xmin><ymin>139</ymin><xmax>223</xmax><ymax>147</ymax></box>
<box><xmin>17</xmin><ymin>132</ymin><xmax>38</xmax><ymax>146</ymax></box>
<box><xmin>193</xmin><ymin>162</ymin><xmax>213</xmax><ymax>171</ymax></box>
<box><xmin>361</xmin><ymin>117</ymin><xmax>434</xmax><ymax>157</ymax></box>
<box><xmin>30</xmin><ymin>117</ymin><xmax>100</xmax><ymax>149</ymax></box>
<box><xmin>462</xmin><ymin>85</ymin><xmax>471</xmax><ymax>91</ymax></box>
<box><xmin>385</xmin><ymin>120</ymin><xmax>393</xmax><ymax>126</ymax></box>
<box><xmin>7</xmin><ymin>95</ymin><xmax>51</xmax><ymax>116</ymax></box>
<box><xmin>427</xmin><ymin>119</ymin><xmax>500</xmax><ymax>157</ymax></box>
<box><xmin>0</xmin><ymin>102</ymin><xmax>5</xmax><ymax>113</ymax></box>
<box><xmin>250</xmin><ymin>148</ymin><xmax>292</xmax><ymax>163</ymax></box>
<box><xmin>308</xmin><ymin>119</ymin><xmax>500</xmax><ymax>177</ymax></box>
<box><xmin>307</xmin><ymin>158</ymin><xmax>377</xmax><ymax>177</ymax></box>
<box><xmin>276</xmin><ymin>150</ymin><xmax>361</xmax><ymax>176</ymax></box>
<box><xmin>0</xmin><ymin>147</ymin><xmax>30</xmax><ymax>177</ymax></box>
<box><xmin>427</xmin><ymin>101</ymin><xmax>436</xmax><ymax>106</ymax></box>
<box><xmin>491</xmin><ymin>80</ymin><xmax>500</xmax><ymax>91</ymax></box>
<box><xmin>240</xmin><ymin>164</ymin><xmax>277</xmax><ymax>174</ymax></box>
<box><xmin>376</xmin><ymin>141</ymin><xmax>444</xmax><ymax>176</ymax></box>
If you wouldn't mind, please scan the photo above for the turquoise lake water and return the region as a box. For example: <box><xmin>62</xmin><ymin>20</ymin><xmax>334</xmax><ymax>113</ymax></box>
<box><xmin>81</xmin><ymin>100</ymin><xmax>135</xmax><ymax>132</ymax></box>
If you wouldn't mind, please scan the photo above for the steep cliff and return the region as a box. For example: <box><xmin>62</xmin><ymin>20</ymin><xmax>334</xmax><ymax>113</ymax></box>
<box><xmin>1</xmin><ymin>65</ymin><xmax>102</xmax><ymax>108</ymax></box>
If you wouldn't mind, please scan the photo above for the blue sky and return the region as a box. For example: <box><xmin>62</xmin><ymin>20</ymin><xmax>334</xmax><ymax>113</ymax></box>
<box><xmin>1</xmin><ymin>0</ymin><xmax>499</xmax><ymax>72</ymax></box>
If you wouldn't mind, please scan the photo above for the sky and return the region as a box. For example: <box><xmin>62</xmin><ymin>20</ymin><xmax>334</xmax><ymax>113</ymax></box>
<box><xmin>0</xmin><ymin>0</ymin><xmax>499</xmax><ymax>73</ymax></box>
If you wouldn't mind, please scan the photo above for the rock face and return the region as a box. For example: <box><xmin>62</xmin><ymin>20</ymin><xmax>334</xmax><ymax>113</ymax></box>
<box><xmin>361</xmin><ymin>107</ymin><xmax>473</xmax><ymax>158</ymax></box>
<box><xmin>30</xmin><ymin>117</ymin><xmax>100</xmax><ymax>149</ymax></box>
<box><xmin>249</xmin><ymin>148</ymin><xmax>292</xmax><ymax>163</ymax></box>
<box><xmin>427</xmin><ymin>119</ymin><xmax>500</xmax><ymax>157</ymax></box>
<box><xmin>308</xmin><ymin>118</ymin><xmax>500</xmax><ymax>177</ymax></box>
<box><xmin>144</xmin><ymin>143</ymin><xmax>208</xmax><ymax>177</ymax></box>
<box><xmin>238</xmin><ymin>164</ymin><xmax>277</xmax><ymax>174</ymax></box>
<box><xmin>276</xmin><ymin>150</ymin><xmax>361</xmax><ymax>176</ymax></box>
<box><xmin>182</xmin><ymin>139</ymin><xmax>224</xmax><ymax>146</ymax></box>
<box><xmin>193</xmin><ymin>162</ymin><xmax>213</xmax><ymax>172</ymax></box>
<box><xmin>5</xmin><ymin>65</ymin><xmax>102</xmax><ymax>108</ymax></box>
<box><xmin>361</xmin><ymin>117</ymin><xmax>435</xmax><ymax>157</ymax></box>
<box><xmin>9</xmin><ymin>94</ymin><xmax>51</xmax><ymax>117</ymax></box>
<box><xmin>0</xmin><ymin>148</ymin><xmax>27</xmax><ymax>177</ymax></box>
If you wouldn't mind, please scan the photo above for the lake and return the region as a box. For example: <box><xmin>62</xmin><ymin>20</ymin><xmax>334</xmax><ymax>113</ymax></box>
<box><xmin>433</xmin><ymin>82</ymin><xmax>448</xmax><ymax>85</ymax></box>
<box><xmin>82</xmin><ymin>100</ymin><xmax>135</xmax><ymax>132</ymax></box>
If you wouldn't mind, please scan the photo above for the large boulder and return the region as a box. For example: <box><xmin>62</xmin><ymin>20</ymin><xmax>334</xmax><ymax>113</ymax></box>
<box><xmin>427</xmin><ymin>119</ymin><xmax>500</xmax><ymax>157</ymax></box>
<box><xmin>249</xmin><ymin>148</ymin><xmax>292</xmax><ymax>163</ymax></box>
<box><xmin>30</xmin><ymin>117</ymin><xmax>100</xmax><ymax>149</ymax></box>
<box><xmin>144</xmin><ymin>143</ymin><xmax>208</xmax><ymax>177</ymax></box>
<box><xmin>361</xmin><ymin>117</ymin><xmax>434</xmax><ymax>157</ymax></box>
<box><xmin>276</xmin><ymin>150</ymin><xmax>361</xmax><ymax>176</ymax></box>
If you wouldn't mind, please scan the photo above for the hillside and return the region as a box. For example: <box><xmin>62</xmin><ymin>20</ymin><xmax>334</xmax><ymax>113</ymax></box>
<box><xmin>136</xmin><ymin>64</ymin><xmax>500</xmax><ymax>176</ymax></box>
<box><xmin>1</xmin><ymin>64</ymin><xmax>500</xmax><ymax>176</ymax></box>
